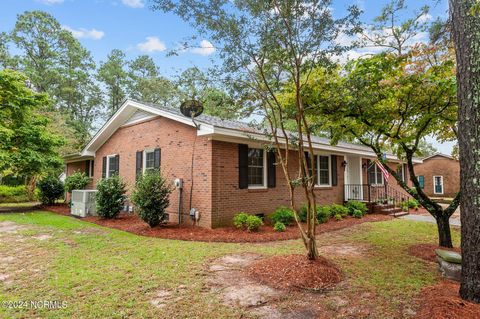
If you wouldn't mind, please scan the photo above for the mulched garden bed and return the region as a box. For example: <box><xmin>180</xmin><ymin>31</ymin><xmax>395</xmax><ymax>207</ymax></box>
<box><xmin>41</xmin><ymin>204</ymin><xmax>71</xmax><ymax>216</ymax></box>
<box><xmin>408</xmin><ymin>243</ymin><xmax>461</xmax><ymax>263</ymax></box>
<box><xmin>80</xmin><ymin>213</ymin><xmax>391</xmax><ymax>243</ymax></box>
<box><xmin>416</xmin><ymin>280</ymin><xmax>480</xmax><ymax>319</ymax></box>
<box><xmin>41</xmin><ymin>204</ymin><xmax>391</xmax><ymax>242</ymax></box>
<box><xmin>246</xmin><ymin>254</ymin><xmax>342</xmax><ymax>291</ymax></box>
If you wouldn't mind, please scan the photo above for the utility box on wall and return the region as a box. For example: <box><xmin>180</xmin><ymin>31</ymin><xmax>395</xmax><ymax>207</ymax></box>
<box><xmin>71</xmin><ymin>190</ymin><xmax>98</xmax><ymax>217</ymax></box>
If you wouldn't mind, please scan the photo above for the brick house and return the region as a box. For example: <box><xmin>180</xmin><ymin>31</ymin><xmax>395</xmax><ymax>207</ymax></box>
<box><xmin>413</xmin><ymin>153</ymin><xmax>459</xmax><ymax>198</ymax></box>
<box><xmin>65</xmin><ymin>100</ymin><xmax>416</xmax><ymax>228</ymax></box>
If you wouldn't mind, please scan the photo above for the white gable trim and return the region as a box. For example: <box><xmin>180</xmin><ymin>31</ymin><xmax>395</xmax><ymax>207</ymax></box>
<box><xmin>422</xmin><ymin>153</ymin><xmax>456</xmax><ymax>162</ymax></box>
<box><xmin>81</xmin><ymin>100</ymin><xmax>214</xmax><ymax>155</ymax></box>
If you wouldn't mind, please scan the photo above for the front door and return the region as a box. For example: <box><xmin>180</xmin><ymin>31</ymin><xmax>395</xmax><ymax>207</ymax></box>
<box><xmin>345</xmin><ymin>155</ymin><xmax>363</xmax><ymax>200</ymax></box>
<box><xmin>434</xmin><ymin>176</ymin><xmax>444</xmax><ymax>195</ymax></box>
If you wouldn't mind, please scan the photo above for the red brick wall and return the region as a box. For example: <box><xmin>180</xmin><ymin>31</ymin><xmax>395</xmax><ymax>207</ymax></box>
<box><xmin>211</xmin><ymin>141</ymin><xmax>345</xmax><ymax>227</ymax></box>
<box><xmin>414</xmin><ymin>156</ymin><xmax>459</xmax><ymax>198</ymax></box>
<box><xmin>93</xmin><ymin>116</ymin><xmax>214</xmax><ymax>228</ymax></box>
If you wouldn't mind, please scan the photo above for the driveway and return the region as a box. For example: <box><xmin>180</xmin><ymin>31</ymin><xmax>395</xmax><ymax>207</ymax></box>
<box><xmin>400</xmin><ymin>214</ymin><xmax>461</xmax><ymax>227</ymax></box>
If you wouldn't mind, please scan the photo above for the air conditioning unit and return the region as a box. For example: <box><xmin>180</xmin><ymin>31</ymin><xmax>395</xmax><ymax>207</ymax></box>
<box><xmin>71</xmin><ymin>190</ymin><xmax>98</xmax><ymax>217</ymax></box>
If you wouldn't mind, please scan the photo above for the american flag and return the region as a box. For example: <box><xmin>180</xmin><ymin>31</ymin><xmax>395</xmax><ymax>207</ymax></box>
<box><xmin>374</xmin><ymin>159</ymin><xmax>390</xmax><ymax>182</ymax></box>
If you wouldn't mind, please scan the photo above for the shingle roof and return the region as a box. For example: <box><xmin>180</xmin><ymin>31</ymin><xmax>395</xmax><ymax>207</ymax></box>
<box><xmin>140</xmin><ymin>100</ymin><xmax>376</xmax><ymax>154</ymax></box>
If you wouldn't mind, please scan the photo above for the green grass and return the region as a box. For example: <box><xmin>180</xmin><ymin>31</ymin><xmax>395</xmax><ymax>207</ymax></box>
<box><xmin>0</xmin><ymin>212</ymin><xmax>459</xmax><ymax>318</ymax></box>
<box><xmin>0</xmin><ymin>202</ymin><xmax>39</xmax><ymax>207</ymax></box>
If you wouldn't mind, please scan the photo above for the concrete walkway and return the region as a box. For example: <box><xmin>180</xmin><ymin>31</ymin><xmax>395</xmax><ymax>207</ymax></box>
<box><xmin>400</xmin><ymin>214</ymin><xmax>461</xmax><ymax>227</ymax></box>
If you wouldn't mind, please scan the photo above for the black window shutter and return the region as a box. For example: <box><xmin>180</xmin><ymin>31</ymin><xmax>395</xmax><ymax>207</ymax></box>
<box><xmin>367</xmin><ymin>160</ymin><xmax>375</xmax><ymax>185</ymax></box>
<box><xmin>115</xmin><ymin>154</ymin><xmax>120</xmax><ymax>175</ymax></box>
<box><xmin>102</xmin><ymin>157</ymin><xmax>106</xmax><ymax>178</ymax></box>
<box><xmin>85</xmin><ymin>160</ymin><xmax>90</xmax><ymax>176</ymax></box>
<box><xmin>136</xmin><ymin>151</ymin><xmax>143</xmax><ymax>179</ymax></box>
<box><xmin>403</xmin><ymin>163</ymin><xmax>408</xmax><ymax>182</ymax></box>
<box><xmin>238</xmin><ymin>144</ymin><xmax>248</xmax><ymax>189</ymax></box>
<box><xmin>331</xmin><ymin>155</ymin><xmax>338</xmax><ymax>186</ymax></box>
<box><xmin>267</xmin><ymin>151</ymin><xmax>276</xmax><ymax>188</ymax></box>
<box><xmin>154</xmin><ymin>148</ymin><xmax>161</xmax><ymax>169</ymax></box>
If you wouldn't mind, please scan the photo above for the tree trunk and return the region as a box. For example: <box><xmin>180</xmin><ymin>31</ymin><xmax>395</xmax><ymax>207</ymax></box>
<box><xmin>306</xmin><ymin>234</ymin><xmax>319</xmax><ymax>260</ymax></box>
<box><xmin>436</xmin><ymin>214</ymin><xmax>453</xmax><ymax>248</ymax></box>
<box><xmin>26</xmin><ymin>176</ymin><xmax>37</xmax><ymax>202</ymax></box>
<box><xmin>450</xmin><ymin>0</ymin><xmax>480</xmax><ymax>303</ymax></box>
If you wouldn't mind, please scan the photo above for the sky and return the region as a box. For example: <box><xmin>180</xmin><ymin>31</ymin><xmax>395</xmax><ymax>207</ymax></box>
<box><xmin>0</xmin><ymin>0</ymin><xmax>454</xmax><ymax>154</ymax></box>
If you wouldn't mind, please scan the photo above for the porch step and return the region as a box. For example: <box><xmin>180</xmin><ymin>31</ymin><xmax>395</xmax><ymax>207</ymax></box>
<box><xmin>372</xmin><ymin>204</ymin><xmax>397</xmax><ymax>214</ymax></box>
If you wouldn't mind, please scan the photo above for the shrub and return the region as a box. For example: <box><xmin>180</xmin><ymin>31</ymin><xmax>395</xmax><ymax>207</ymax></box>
<box><xmin>334</xmin><ymin>213</ymin><xmax>343</xmax><ymax>221</ymax></box>
<box><xmin>406</xmin><ymin>198</ymin><xmax>419</xmax><ymax>210</ymax></box>
<box><xmin>37</xmin><ymin>176</ymin><xmax>64</xmax><ymax>205</ymax></box>
<box><xmin>131</xmin><ymin>170</ymin><xmax>172</xmax><ymax>227</ymax></box>
<box><xmin>273</xmin><ymin>221</ymin><xmax>286</xmax><ymax>232</ymax></box>
<box><xmin>352</xmin><ymin>209</ymin><xmax>364</xmax><ymax>218</ymax></box>
<box><xmin>345</xmin><ymin>201</ymin><xmax>368</xmax><ymax>216</ymax></box>
<box><xmin>270</xmin><ymin>206</ymin><xmax>295</xmax><ymax>226</ymax></box>
<box><xmin>316</xmin><ymin>205</ymin><xmax>331</xmax><ymax>224</ymax></box>
<box><xmin>246</xmin><ymin>215</ymin><xmax>263</xmax><ymax>232</ymax></box>
<box><xmin>0</xmin><ymin>185</ymin><xmax>31</xmax><ymax>203</ymax></box>
<box><xmin>400</xmin><ymin>201</ymin><xmax>409</xmax><ymax>212</ymax></box>
<box><xmin>330</xmin><ymin>204</ymin><xmax>349</xmax><ymax>217</ymax></box>
<box><xmin>233</xmin><ymin>213</ymin><xmax>249</xmax><ymax>229</ymax></box>
<box><xmin>96</xmin><ymin>176</ymin><xmax>127</xmax><ymax>219</ymax></box>
<box><xmin>64</xmin><ymin>172</ymin><xmax>90</xmax><ymax>195</ymax></box>
<box><xmin>298</xmin><ymin>204</ymin><xmax>308</xmax><ymax>222</ymax></box>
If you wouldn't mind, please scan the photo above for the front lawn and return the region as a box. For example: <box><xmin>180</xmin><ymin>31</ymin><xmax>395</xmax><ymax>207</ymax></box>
<box><xmin>0</xmin><ymin>211</ymin><xmax>460</xmax><ymax>318</ymax></box>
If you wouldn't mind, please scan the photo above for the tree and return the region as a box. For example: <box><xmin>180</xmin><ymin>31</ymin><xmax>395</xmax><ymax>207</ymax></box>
<box><xmin>0</xmin><ymin>69</ymin><xmax>64</xmax><ymax>199</ymax></box>
<box><xmin>450</xmin><ymin>0</ymin><xmax>480</xmax><ymax>304</ymax></box>
<box><xmin>317</xmin><ymin>51</ymin><xmax>459</xmax><ymax>248</ymax></box>
<box><xmin>97</xmin><ymin>49</ymin><xmax>129</xmax><ymax>115</ymax></box>
<box><xmin>153</xmin><ymin>0</ymin><xmax>360</xmax><ymax>260</ymax></box>
<box><xmin>10</xmin><ymin>10</ymin><xmax>104</xmax><ymax>149</ymax></box>
<box><xmin>127</xmin><ymin>55</ymin><xmax>178</xmax><ymax>106</ymax></box>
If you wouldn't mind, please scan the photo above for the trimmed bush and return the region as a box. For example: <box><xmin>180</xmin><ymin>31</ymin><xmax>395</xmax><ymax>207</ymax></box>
<box><xmin>406</xmin><ymin>198</ymin><xmax>419</xmax><ymax>210</ymax></box>
<box><xmin>64</xmin><ymin>172</ymin><xmax>90</xmax><ymax>195</ymax></box>
<box><xmin>352</xmin><ymin>209</ymin><xmax>363</xmax><ymax>218</ymax></box>
<box><xmin>334</xmin><ymin>213</ymin><xmax>343</xmax><ymax>221</ymax></box>
<box><xmin>37</xmin><ymin>176</ymin><xmax>64</xmax><ymax>205</ymax></box>
<box><xmin>316</xmin><ymin>205</ymin><xmax>331</xmax><ymax>224</ymax></box>
<box><xmin>330</xmin><ymin>204</ymin><xmax>349</xmax><ymax>217</ymax></box>
<box><xmin>233</xmin><ymin>213</ymin><xmax>249</xmax><ymax>229</ymax></box>
<box><xmin>0</xmin><ymin>185</ymin><xmax>31</xmax><ymax>203</ymax></box>
<box><xmin>298</xmin><ymin>204</ymin><xmax>308</xmax><ymax>222</ymax></box>
<box><xmin>246</xmin><ymin>215</ymin><xmax>263</xmax><ymax>232</ymax></box>
<box><xmin>273</xmin><ymin>221</ymin><xmax>286</xmax><ymax>232</ymax></box>
<box><xmin>345</xmin><ymin>200</ymin><xmax>368</xmax><ymax>216</ymax></box>
<box><xmin>96</xmin><ymin>176</ymin><xmax>127</xmax><ymax>219</ymax></box>
<box><xmin>270</xmin><ymin>206</ymin><xmax>295</xmax><ymax>226</ymax></box>
<box><xmin>131</xmin><ymin>170</ymin><xmax>172</xmax><ymax>227</ymax></box>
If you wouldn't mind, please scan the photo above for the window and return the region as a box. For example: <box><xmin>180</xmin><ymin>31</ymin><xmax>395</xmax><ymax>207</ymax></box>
<box><xmin>107</xmin><ymin>155</ymin><xmax>118</xmax><ymax>177</ymax></box>
<box><xmin>397</xmin><ymin>164</ymin><xmax>407</xmax><ymax>182</ymax></box>
<box><xmin>418</xmin><ymin>175</ymin><xmax>425</xmax><ymax>189</ymax></box>
<box><xmin>434</xmin><ymin>176</ymin><xmax>444</xmax><ymax>194</ymax></box>
<box><xmin>86</xmin><ymin>160</ymin><xmax>94</xmax><ymax>178</ymax></box>
<box><xmin>247</xmin><ymin>148</ymin><xmax>266</xmax><ymax>187</ymax></box>
<box><xmin>317</xmin><ymin>155</ymin><xmax>331</xmax><ymax>186</ymax></box>
<box><xmin>368</xmin><ymin>164</ymin><xmax>384</xmax><ymax>185</ymax></box>
<box><xmin>144</xmin><ymin>149</ymin><xmax>155</xmax><ymax>172</ymax></box>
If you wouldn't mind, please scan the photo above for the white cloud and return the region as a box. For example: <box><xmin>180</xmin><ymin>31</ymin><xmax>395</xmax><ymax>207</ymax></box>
<box><xmin>190</xmin><ymin>40</ymin><xmax>215</xmax><ymax>56</ymax></box>
<box><xmin>137</xmin><ymin>36</ymin><xmax>167</xmax><ymax>53</ymax></box>
<box><xmin>121</xmin><ymin>0</ymin><xmax>144</xmax><ymax>8</ymax></box>
<box><xmin>418</xmin><ymin>13</ymin><xmax>433</xmax><ymax>23</ymax></box>
<box><xmin>63</xmin><ymin>26</ymin><xmax>105</xmax><ymax>40</ymax></box>
<box><xmin>35</xmin><ymin>0</ymin><xmax>64</xmax><ymax>4</ymax></box>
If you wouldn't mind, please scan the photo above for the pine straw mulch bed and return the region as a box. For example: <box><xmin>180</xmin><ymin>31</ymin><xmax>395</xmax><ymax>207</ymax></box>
<box><xmin>407</xmin><ymin>243</ymin><xmax>461</xmax><ymax>263</ymax></box>
<box><xmin>41</xmin><ymin>204</ymin><xmax>391</xmax><ymax>242</ymax></box>
<box><xmin>416</xmin><ymin>280</ymin><xmax>480</xmax><ymax>319</ymax></box>
<box><xmin>77</xmin><ymin>213</ymin><xmax>391</xmax><ymax>243</ymax></box>
<box><xmin>245</xmin><ymin>254</ymin><xmax>342</xmax><ymax>291</ymax></box>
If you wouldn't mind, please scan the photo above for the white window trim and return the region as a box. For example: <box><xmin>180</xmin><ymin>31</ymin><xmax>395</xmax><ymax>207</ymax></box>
<box><xmin>248</xmin><ymin>148</ymin><xmax>268</xmax><ymax>189</ymax></box>
<box><xmin>314</xmin><ymin>154</ymin><xmax>332</xmax><ymax>188</ymax></box>
<box><xmin>143</xmin><ymin>148</ymin><xmax>156</xmax><ymax>173</ymax></box>
<box><xmin>433</xmin><ymin>175</ymin><xmax>444</xmax><ymax>195</ymax></box>
<box><xmin>106</xmin><ymin>154</ymin><xmax>117</xmax><ymax>178</ymax></box>
<box><xmin>370</xmin><ymin>165</ymin><xmax>385</xmax><ymax>186</ymax></box>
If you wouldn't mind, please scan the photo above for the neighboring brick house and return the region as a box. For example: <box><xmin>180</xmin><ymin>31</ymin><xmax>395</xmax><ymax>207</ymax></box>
<box><xmin>64</xmin><ymin>100</ymin><xmax>416</xmax><ymax>228</ymax></box>
<box><xmin>414</xmin><ymin>153</ymin><xmax>459</xmax><ymax>198</ymax></box>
